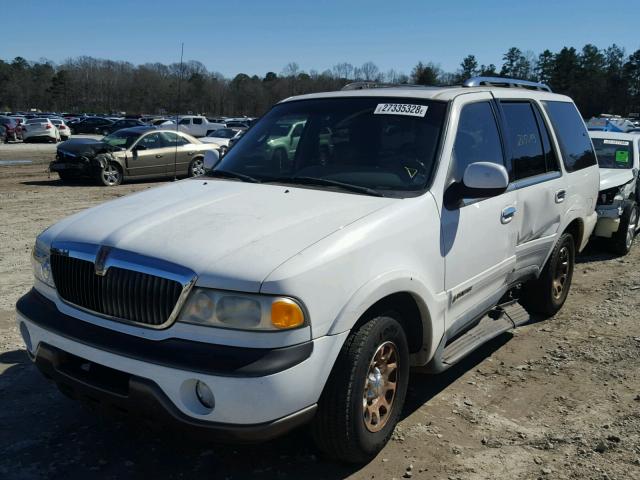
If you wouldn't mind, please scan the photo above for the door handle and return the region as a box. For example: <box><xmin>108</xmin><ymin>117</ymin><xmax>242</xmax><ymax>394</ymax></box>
<box><xmin>555</xmin><ymin>190</ymin><xmax>566</xmax><ymax>203</ymax></box>
<box><xmin>155</xmin><ymin>154</ymin><xmax>163</xmax><ymax>158</ymax></box>
<box><xmin>501</xmin><ymin>206</ymin><xmax>517</xmax><ymax>224</ymax></box>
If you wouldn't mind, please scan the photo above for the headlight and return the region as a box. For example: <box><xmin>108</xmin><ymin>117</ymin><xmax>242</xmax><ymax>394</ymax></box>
<box><xmin>31</xmin><ymin>241</ymin><xmax>55</xmax><ymax>289</ymax></box>
<box><xmin>178</xmin><ymin>288</ymin><xmax>305</xmax><ymax>331</ymax></box>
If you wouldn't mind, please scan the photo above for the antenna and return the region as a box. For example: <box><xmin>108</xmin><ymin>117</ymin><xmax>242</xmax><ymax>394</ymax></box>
<box><xmin>174</xmin><ymin>42</ymin><xmax>184</xmax><ymax>181</ymax></box>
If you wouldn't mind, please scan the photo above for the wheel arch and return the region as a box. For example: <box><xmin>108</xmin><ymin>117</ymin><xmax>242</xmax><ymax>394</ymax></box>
<box><xmin>326</xmin><ymin>272</ymin><xmax>445</xmax><ymax>363</ymax></box>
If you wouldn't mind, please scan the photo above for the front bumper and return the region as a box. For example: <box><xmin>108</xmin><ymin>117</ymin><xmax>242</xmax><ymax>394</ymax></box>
<box><xmin>49</xmin><ymin>160</ymin><xmax>94</xmax><ymax>176</ymax></box>
<box><xmin>594</xmin><ymin>204</ymin><xmax>623</xmax><ymax>238</ymax></box>
<box><xmin>16</xmin><ymin>289</ymin><xmax>348</xmax><ymax>438</ymax></box>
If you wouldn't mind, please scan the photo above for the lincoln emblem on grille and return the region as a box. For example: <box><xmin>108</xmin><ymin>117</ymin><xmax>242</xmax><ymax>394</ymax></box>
<box><xmin>94</xmin><ymin>246</ymin><xmax>111</xmax><ymax>276</ymax></box>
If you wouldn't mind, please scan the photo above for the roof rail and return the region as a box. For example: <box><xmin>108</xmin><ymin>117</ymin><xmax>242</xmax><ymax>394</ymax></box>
<box><xmin>341</xmin><ymin>81</ymin><xmax>430</xmax><ymax>91</ymax></box>
<box><xmin>463</xmin><ymin>76</ymin><xmax>552</xmax><ymax>93</ymax></box>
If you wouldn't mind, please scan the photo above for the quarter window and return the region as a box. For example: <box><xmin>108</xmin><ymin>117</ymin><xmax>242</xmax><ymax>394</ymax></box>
<box><xmin>453</xmin><ymin>102</ymin><xmax>504</xmax><ymax>182</ymax></box>
<box><xmin>542</xmin><ymin>101</ymin><xmax>597</xmax><ymax>172</ymax></box>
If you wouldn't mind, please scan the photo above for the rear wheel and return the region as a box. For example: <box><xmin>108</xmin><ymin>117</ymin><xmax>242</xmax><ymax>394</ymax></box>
<box><xmin>521</xmin><ymin>232</ymin><xmax>575</xmax><ymax>317</ymax></box>
<box><xmin>311</xmin><ymin>314</ymin><xmax>409</xmax><ymax>463</ymax></box>
<box><xmin>188</xmin><ymin>157</ymin><xmax>205</xmax><ymax>177</ymax></box>
<box><xmin>98</xmin><ymin>161</ymin><xmax>122</xmax><ymax>186</ymax></box>
<box><xmin>610</xmin><ymin>202</ymin><xmax>638</xmax><ymax>255</ymax></box>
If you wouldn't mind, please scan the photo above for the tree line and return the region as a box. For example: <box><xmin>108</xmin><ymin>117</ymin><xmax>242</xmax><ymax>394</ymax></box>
<box><xmin>1</xmin><ymin>43</ymin><xmax>639</xmax><ymax>118</ymax></box>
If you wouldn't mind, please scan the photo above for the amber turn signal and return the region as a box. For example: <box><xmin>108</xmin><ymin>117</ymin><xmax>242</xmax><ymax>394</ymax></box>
<box><xmin>271</xmin><ymin>298</ymin><xmax>304</xmax><ymax>329</ymax></box>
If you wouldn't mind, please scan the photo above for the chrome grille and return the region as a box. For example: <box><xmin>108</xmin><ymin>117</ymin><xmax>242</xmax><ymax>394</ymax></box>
<box><xmin>50</xmin><ymin>253</ymin><xmax>184</xmax><ymax>327</ymax></box>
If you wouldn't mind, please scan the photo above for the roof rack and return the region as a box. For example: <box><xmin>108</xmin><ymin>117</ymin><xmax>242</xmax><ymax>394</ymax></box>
<box><xmin>463</xmin><ymin>76</ymin><xmax>552</xmax><ymax>93</ymax></box>
<box><xmin>340</xmin><ymin>81</ymin><xmax>432</xmax><ymax>91</ymax></box>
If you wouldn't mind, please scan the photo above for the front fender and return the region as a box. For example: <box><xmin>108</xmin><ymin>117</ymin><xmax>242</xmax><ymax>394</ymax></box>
<box><xmin>327</xmin><ymin>270</ymin><xmax>447</xmax><ymax>366</ymax></box>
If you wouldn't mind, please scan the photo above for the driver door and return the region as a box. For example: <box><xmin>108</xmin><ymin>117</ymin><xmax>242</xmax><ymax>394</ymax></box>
<box><xmin>127</xmin><ymin>132</ymin><xmax>171</xmax><ymax>178</ymax></box>
<box><xmin>440</xmin><ymin>95</ymin><xmax>517</xmax><ymax>334</ymax></box>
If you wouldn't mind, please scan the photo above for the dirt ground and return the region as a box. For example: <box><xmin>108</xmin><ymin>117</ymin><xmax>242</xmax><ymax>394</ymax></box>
<box><xmin>0</xmin><ymin>141</ymin><xmax>639</xmax><ymax>480</ymax></box>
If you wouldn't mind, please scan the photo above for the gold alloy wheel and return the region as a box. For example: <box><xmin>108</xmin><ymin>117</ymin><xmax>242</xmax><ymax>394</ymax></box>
<box><xmin>362</xmin><ymin>341</ymin><xmax>399</xmax><ymax>432</ymax></box>
<box><xmin>552</xmin><ymin>245</ymin><xmax>570</xmax><ymax>300</ymax></box>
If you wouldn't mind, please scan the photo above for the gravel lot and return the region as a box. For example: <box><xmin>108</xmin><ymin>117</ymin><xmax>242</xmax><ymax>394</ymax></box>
<box><xmin>1</xmin><ymin>141</ymin><xmax>639</xmax><ymax>480</ymax></box>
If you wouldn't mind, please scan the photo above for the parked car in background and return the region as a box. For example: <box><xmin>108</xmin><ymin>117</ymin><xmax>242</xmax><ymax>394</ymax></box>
<box><xmin>69</xmin><ymin>117</ymin><xmax>114</xmax><ymax>135</ymax></box>
<box><xmin>19</xmin><ymin>77</ymin><xmax>599</xmax><ymax>463</ymax></box>
<box><xmin>50</xmin><ymin>127</ymin><xmax>218</xmax><ymax>185</ymax></box>
<box><xmin>199</xmin><ymin>128</ymin><xmax>244</xmax><ymax>155</ymax></box>
<box><xmin>0</xmin><ymin>116</ymin><xmax>23</xmax><ymax>142</ymax></box>
<box><xmin>151</xmin><ymin>118</ymin><xmax>174</xmax><ymax>126</ymax></box>
<box><xmin>176</xmin><ymin>115</ymin><xmax>225</xmax><ymax>137</ymax></box>
<box><xmin>101</xmin><ymin>118</ymin><xmax>148</xmax><ymax>135</ymax></box>
<box><xmin>590</xmin><ymin>131</ymin><xmax>640</xmax><ymax>254</ymax></box>
<box><xmin>0</xmin><ymin>124</ymin><xmax>6</xmax><ymax>143</ymax></box>
<box><xmin>22</xmin><ymin>118</ymin><xmax>61</xmax><ymax>143</ymax></box>
<box><xmin>50</xmin><ymin>118</ymin><xmax>71</xmax><ymax>140</ymax></box>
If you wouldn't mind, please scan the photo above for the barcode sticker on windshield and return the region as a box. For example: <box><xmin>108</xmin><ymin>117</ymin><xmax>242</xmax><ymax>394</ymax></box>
<box><xmin>374</xmin><ymin>103</ymin><xmax>428</xmax><ymax>117</ymax></box>
<box><xmin>603</xmin><ymin>139</ymin><xmax>630</xmax><ymax>146</ymax></box>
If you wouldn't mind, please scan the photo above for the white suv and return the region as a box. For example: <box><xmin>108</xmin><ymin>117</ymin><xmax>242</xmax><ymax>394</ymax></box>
<box><xmin>17</xmin><ymin>77</ymin><xmax>599</xmax><ymax>463</ymax></box>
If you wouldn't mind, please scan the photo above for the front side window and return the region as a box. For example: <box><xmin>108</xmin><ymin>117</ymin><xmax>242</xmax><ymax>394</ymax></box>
<box><xmin>102</xmin><ymin>130</ymin><xmax>140</xmax><ymax>149</ymax></box>
<box><xmin>137</xmin><ymin>132</ymin><xmax>164</xmax><ymax>149</ymax></box>
<box><xmin>452</xmin><ymin>101</ymin><xmax>504</xmax><ymax>182</ymax></box>
<box><xmin>542</xmin><ymin>101</ymin><xmax>596</xmax><ymax>172</ymax></box>
<box><xmin>591</xmin><ymin>138</ymin><xmax>635</xmax><ymax>169</ymax></box>
<box><xmin>213</xmin><ymin>97</ymin><xmax>447</xmax><ymax>196</ymax></box>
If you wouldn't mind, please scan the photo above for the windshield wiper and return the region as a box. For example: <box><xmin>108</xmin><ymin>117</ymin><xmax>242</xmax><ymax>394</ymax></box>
<box><xmin>207</xmin><ymin>169</ymin><xmax>261</xmax><ymax>183</ymax></box>
<box><xmin>266</xmin><ymin>176</ymin><xmax>384</xmax><ymax>197</ymax></box>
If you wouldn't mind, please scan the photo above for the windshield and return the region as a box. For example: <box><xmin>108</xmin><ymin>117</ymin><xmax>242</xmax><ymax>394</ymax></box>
<box><xmin>213</xmin><ymin>97</ymin><xmax>447</xmax><ymax>196</ymax></box>
<box><xmin>102</xmin><ymin>130</ymin><xmax>141</xmax><ymax>149</ymax></box>
<box><xmin>592</xmin><ymin>138</ymin><xmax>635</xmax><ymax>169</ymax></box>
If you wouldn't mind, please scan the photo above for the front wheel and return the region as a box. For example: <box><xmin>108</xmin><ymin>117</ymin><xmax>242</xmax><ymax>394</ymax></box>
<box><xmin>98</xmin><ymin>161</ymin><xmax>122</xmax><ymax>186</ymax></box>
<box><xmin>610</xmin><ymin>202</ymin><xmax>638</xmax><ymax>255</ymax></box>
<box><xmin>521</xmin><ymin>232</ymin><xmax>575</xmax><ymax>317</ymax></box>
<box><xmin>311</xmin><ymin>315</ymin><xmax>409</xmax><ymax>463</ymax></box>
<box><xmin>188</xmin><ymin>157</ymin><xmax>205</xmax><ymax>177</ymax></box>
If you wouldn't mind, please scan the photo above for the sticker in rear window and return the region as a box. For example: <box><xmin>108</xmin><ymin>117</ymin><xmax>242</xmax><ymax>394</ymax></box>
<box><xmin>374</xmin><ymin>103</ymin><xmax>428</xmax><ymax>117</ymax></box>
<box><xmin>615</xmin><ymin>150</ymin><xmax>630</xmax><ymax>163</ymax></box>
<box><xmin>603</xmin><ymin>139</ymin><xmax>630</xmax><ymax>146</ymax></box>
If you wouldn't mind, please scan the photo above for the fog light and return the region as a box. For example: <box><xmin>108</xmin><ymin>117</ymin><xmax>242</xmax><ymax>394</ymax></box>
<box><xmin>195</xmin><ymin>380</ymin><xmax>215</xmax><ymax>409</ymax></box>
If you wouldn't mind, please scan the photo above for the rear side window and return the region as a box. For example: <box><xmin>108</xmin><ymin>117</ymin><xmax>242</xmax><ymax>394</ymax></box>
<box><xmin>501</xmin><ymin>103</ymin><xmax>546</xmax><ymax>180</ymax></box>
<box><xmin>542</xmin><ymin>101</ymin><xmax>596</xmax><ymax>172</ymax></box>
<box><xmin>193</xmin><ymin>117</ymin><xmax>203</xmax><ymax>125</ymax></box>
<box><xmin>452</xmin><ymin>101</ymin><xmax>504</xmax><ymax>181</ymax></box>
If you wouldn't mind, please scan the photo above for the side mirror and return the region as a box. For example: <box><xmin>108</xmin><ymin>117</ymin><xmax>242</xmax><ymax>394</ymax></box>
<box><xmin>463</xmin><ymin>162</ymin><xmax>509</xmax><ymax>192</ymax></box>
<box><xmin>445</xmin><ymin>162</ymin><xmax>509</xmax><ymax>209</ymax></box>
<box><xmin>203</xmin><ymin>149</ymin><xmax>220</xmax><ymax>171</ymax></box>
<box><xmin>134</xmin><ymin>144</ymin><xmax>147</xmax><ymax>151</ymax></box>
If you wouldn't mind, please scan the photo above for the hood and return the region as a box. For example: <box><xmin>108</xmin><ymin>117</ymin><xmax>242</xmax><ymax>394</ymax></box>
<box><xmin>599</xmin><ymin>168</ymin><xmax>634</xmax><ymax>191</ymax></box>
<box><xmin>43</xmin><ymin>179</ymin><xmax>393</xmax><ymax>292</ymax></box>
<box><xmin>56</xmin><ymin>138</ymin><xmax>121</xmax><ymax>157</ymax></box>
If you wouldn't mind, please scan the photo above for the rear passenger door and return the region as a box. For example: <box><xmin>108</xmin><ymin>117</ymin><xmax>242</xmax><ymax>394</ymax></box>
<box><xmin>497</xmin><ymin>100</ymin><xmax>567</xmax><ymax>272</ymax></box>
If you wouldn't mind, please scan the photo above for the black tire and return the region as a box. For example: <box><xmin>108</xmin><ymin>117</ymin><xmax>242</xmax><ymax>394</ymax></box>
<box><xmin>188</xmin><ymin>157</ymin><xmax>205</xmax><ymax>177</ymax></box>
<box><xmin>610</xmin><ymin>202</ymin><xmax>638</xmax><ymax>256</ymax></box>
<box><xmin>57</xmin><ymin>171</ymin><xmax>76</xmax><ymax>183</ymax></box>
<box><xmin>97</xmin><ymin>158</ymin><xmax>122</xmax><ymax>186</ymax></box>
<box><xmin>521</xmin><ymin>232</ymin><xmax>575</xmax><ymax>317</ymax></box>
<box><xmin>311</xmin><ymin>315</ymin><xmax>409</xmax><ymax>463</ymax></box>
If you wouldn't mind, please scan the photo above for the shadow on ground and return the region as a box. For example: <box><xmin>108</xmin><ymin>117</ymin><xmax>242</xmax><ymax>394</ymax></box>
<box><xmin>0</xmin><ymin>332</ymin><xmax>514</xmax><ymax>480</ymax></box>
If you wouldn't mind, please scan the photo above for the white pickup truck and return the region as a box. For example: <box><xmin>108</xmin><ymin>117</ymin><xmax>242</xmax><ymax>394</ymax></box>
<box><xmin>17</xmin><ymin>77</ymin><xmax>599</xmax><ymax>463</ymax></box>
<box><xmin>176</xmin><ymin>115</ymin><xmax>225</xmax><ymax>137</ymax></box>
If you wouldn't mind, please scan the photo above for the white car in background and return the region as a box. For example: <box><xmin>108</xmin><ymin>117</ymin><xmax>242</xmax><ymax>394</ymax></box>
<box><xmin>589</xmin><ymin>131</ymin><xmax>640</xmax><ymax>254</ymax></box>
<box><xmin>176</xmin><ymin>115</ymin><xmax>225</xmax><ymax>137</ymax></box>
<box><xmin>22</xmin><ymin>118</ymin><xmax>61</xmax><ymax>143</ymax></box>
<box><xmin>199</xmin><ymin>128</ymin><xmax>244</xmax><ymax>154</ymax></box>
<box><xmin>50</xmin><ymin>119</ymin><xmax>71</xmax><ymax>140</ymax></box>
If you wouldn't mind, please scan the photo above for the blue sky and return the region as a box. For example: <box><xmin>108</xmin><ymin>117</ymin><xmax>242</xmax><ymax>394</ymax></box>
<box><xmin>1</xmin><ymin>0</ymin><xmax>638</xmax><ymax>77</ymax></box>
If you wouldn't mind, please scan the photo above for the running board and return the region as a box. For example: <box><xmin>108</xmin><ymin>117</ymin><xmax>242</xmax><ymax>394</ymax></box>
<box><xmin>418</xmin><ymin>302</ymin><xmax>530</xmax><ymax>374</ymax></box>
